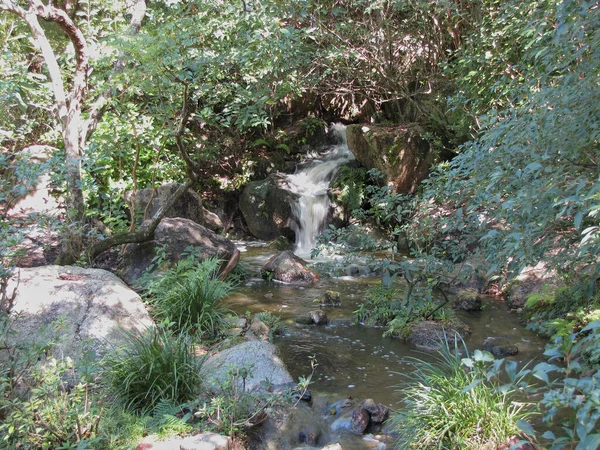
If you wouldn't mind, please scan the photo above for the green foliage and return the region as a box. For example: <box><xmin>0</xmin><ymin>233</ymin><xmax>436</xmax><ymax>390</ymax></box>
<box><xmin>102</xmin><ymin>324</ymin><xmax>203</xmax><ymax>413</ymax></box>
<box><xmin>195</xmin><ymin>365</ymin><xmax>279</xmax><ymax>436</ymax></box>
<box><xmin>332</xmin><ymin>165</ymin><xmax>367</xmax><ymax>218</ymax></box>
<box><xmin>393</xmin><ymin>339</ymin><xmax>535</xmax><ymax>449</ymax></box>
<box><xmin>529</xmin><ymin>320</ymin><xmax>600</xmax><ymax>448</ymax></box>
<box><xmin>421</xmin><ymin>0</ymin><xmax>600</xmax><ymax>284</ymax></box>
<box><xmin>0</xmin><ymin>315</ymin><xmax>103</xmax><ymax>448</ymax></box>
<box><xmin>145</xmin><ymin>255</ymin><xmax>234</xmax><ymax>337</ymax></box>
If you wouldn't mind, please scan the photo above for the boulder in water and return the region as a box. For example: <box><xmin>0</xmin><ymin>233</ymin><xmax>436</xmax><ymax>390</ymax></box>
<box><xmin>405</xmin><ymin>319</ymin><xmax>471</xmax><ymax>351</ymax></box>
<box><xmin>454</xmin><ymin>288</ymin><xmax>483</xmax><ymax>311</ymax></box>
<box><xmin>483</xmin><ymin>337</ymin><xmax>519</xmax><ymax>357</ymax></box>
<box><xmin>261</xmin><ymin>250</ymin><xmax>319</xmax><ymax>285</ymax></box>
<box><xmin>201</xmin><ymin>340</ymin><xmax>293</xmax><ymax>392</ymax></box>
<box><xmin>309</xmin><ymin>309</ymin><xmax>328</xmax><ymax>325</ymax></box>
<box><xmin>119</xmin><ymin>218</ymin><xmax>237</xmax><ymax>286</ymax></box>
<box><xmin>239</xmin><ymin>174</ymin><xmax>299</xmax><ymax>241</ymax></box>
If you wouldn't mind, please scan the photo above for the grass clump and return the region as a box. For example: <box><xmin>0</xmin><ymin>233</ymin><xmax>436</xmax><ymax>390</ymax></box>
<box><xmin>393</xmin><ymin>339</ymin><xmax>534</xmax><ymax>449</ymax></box>
<box><xmin>146</xmin><ymin>256</ymin><xmax>233</xmax><ymax>337</ymax></box>
<box><xmin>102</xmin><ymin>325</ymin><xmax>202</xmax><ymax>413</ymax></box>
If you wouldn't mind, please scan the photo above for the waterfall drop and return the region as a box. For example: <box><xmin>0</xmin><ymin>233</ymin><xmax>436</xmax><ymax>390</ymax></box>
<box><xmin>287</xmin><ymin>124</ymin><xmax>354</xmax><ymax>256</ymax></box>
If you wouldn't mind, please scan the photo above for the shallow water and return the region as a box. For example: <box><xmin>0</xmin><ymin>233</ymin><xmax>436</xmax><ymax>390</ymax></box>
<box><xmin>224</xmin><ymin>245</ymin><xmax>547</xmax><ymax>448</ymax></box>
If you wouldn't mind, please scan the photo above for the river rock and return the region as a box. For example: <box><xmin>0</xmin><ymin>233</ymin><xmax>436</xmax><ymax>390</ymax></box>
<box><xmin>248</xmin><ymin>318</ymin><xmax>270</xmax><ymax>341</ymax></box>
<box><xmin>405</xmin><ymin>319</ymin><xmax>471</xmax><ymax>351</ymax></box>
<box><xmin>239</xmin><ymin>173</ymin><xmax>299</xmax><ymax>241</ymax></box>
<box><xmin>5</xmin><ymin>265</ymin><xmax>154</xmax><ymax>362</ymax></box>
<box><xmin>124</xmin><ymin>183</ymin><xmax>222</xmax><ymax>231</ymax></box>
<box><xmin>454</xmin><ymin>288</ymin><xmax>483</xmax><ymax>311</ymax></box>
<box><xmin>351</xmin><ymin>407</ymin><xmax>370</xmax><ymax>434</ymax></box>
<box><xmin>506</xmin><ymin>262</ymin><xmax>557</xmax><ymax>309</ymax></box>
<box><xmin>320</xmin><ymin>290</ymin><xmax>342</xmax><ymax>307</ymax></box>
<box><xmin>136</xmin><ymin>433</ymin><xmax>229</xmax><ymax>450</ymax></box>
<box><xmin>346</xmin><ymin>123</ymin><xmax>434</xmax><ymax>193</ymax></box>
<box><xmin>261</xmin><ymin>250</ymin><xmax>318</xmax><ymax>285</ymax></box>
<box><xmin>309</xmin><ymin>309</ymin><xmax>328</xmax><ymax>325</ymax></box>
<box><xmin>119</xmin><ymin>218</ymin><xmax>237</xmax><ymax>286</ymax></box>
<box><xmin>439</xmin><ymin>260</ymin><xmax>489</xmax><ymax>295</ymax></box>
<box><xmin>482</xmin><ymin>337</ymin><xmax>519</xmax><ymax>357</ymax></box>
<box><xmin>201</xmin><ymin>340</ymin><xmax>293</xmax><ymax>392</ymax></box>
<box><xmin>359</xmin><ymin>399</ymin><xmax>389</xmax><ymax>424</ymax></box>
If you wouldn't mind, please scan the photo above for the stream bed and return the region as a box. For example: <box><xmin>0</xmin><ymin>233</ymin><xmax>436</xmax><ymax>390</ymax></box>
<box><xmin>223</xmin><ymin>245</ymin><xmax>547</xmax><ymax>449</ymax></box>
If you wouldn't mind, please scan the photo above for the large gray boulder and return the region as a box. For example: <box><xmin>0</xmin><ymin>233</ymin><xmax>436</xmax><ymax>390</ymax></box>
<box><xmin>119</xmin><ymin>218</ymin><xmax>237</xmax><ymax>285</ymax></box>
<box><xmin>201</xmin><ymin>340</ymin><xmax>293</xmax><ymax>392</ymax></box>
<box><xmin>124</xmin><ymin>183</ymin><xmax>222</xmax><ymax>231</ymax></box>
<box><xmin>260</xmin><ymin>250</ymin><xmax>318</xmax><ymax>285</ymax></box>
<box><xmin>5</xmin><ymin>265</ymin><xmax>154</xmax><ymax>362</ymax></box>
<box><xmin>239</xmin><ymin>174</ymin><xmax>299</xmax><ymax>241</ymax></box>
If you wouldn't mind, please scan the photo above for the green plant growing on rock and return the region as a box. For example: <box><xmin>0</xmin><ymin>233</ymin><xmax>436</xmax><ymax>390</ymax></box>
<box><xmin>254</xmin><ymin>311</ymin><xmax>288</xmax><ymax>340</ymax></box>
<box><xmin>393</xmin><ymin>338</ymin><xmax>535</xmax><ymax>449</ymax></box>
<box><xmin>102</xmin><ymin>324</ymin><xmax>203</xmax><ymax>413</ymax></box>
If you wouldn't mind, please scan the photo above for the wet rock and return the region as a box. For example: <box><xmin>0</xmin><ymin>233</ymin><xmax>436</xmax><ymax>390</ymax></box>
<box><xmin>249</xmin><ymin>318</ymin><xmax>270</xmax><ymax>341</ymax></box>
<box><xmin>351</xmin><ymin>407</ymin><xmax>370</xmax><ymax>434</ymax></box>
<box><xmin>261</xmin><ymin>250</ymin><xmax>319</xmax><ymax>285</ymax></box>
<box><xmin>329</xmin><ymin>398</ymin><xmax>354</xmax><ymax>416</ymax></box>
<box><xmin>124</xmin><ymin>183</ymin><xmax>222</xmax><ymax>231</ymax></box>
<box><xmin>506</xmin><ymin>262</ymin><xmax>557</xmax><ymax>309</ymax></box>
<box><xmin>320</xmin><ymin>290</ymin><xmax>342</xmax><ymax>307</ymax></box>
<box><xmin>322</xmin><ymin>445</ymin><xmax>343</xmax><ymax>450</ymax></box>
<box><xmin>483</xmin><ymin>337</ymin><xmax>519</xmax><ymax>357</ymax></box>
<box><xmin>454</xmin><ymin>288</ymin><xmax>483</xmax><ymax>311</ymax></box>
<box><xmin>298</xmin><ymin>422</ymin><xmax>320</xmax><ymax>446</ymax></box>
<box><xmin>120</xmin><ymin>218</ymin><xmax>237</xmax><ymax>286</ymax></box>
<box><xmin>360</xmin><ymin>399</ymin><xmax>389</xmax><ymax>424</ymax></box>
<box><xmin>239</xmin><ymin>173</ymin><xmax>299</xmax><ymax>241</ymax></box>
<box><xmin>310</xmin><ymin>310</ymin><xmax>328</xmax><ymax>325</ymax></box>
<box><xmin>405</xmin><ymin>319</ymin><xmax>471</xmax><ymax>351</ymax></box>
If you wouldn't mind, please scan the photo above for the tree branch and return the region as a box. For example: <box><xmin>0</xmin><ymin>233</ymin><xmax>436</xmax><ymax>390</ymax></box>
<box><xmin>81</xmin><ymin>0</ymin><xmax>147</xmax><ymax>147</ymax></box>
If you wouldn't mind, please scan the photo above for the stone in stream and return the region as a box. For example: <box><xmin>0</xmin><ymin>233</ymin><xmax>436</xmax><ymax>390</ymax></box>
<box><xmin>482</xmin><ymin>337</ymin><xmax>519</xmax><ymax>357</ymax></box>
<box><xmin>454</xmin><ymin>288</ymin><xmax>483</xmax><ymax>311</ymax></box>
<box><xmin>295</xmin><ymin>309</ymin><xmax>328</xmax><ymax>326</ymax></box>
<box><xmin>359</xmin><ymin>398</ymin><xmax>389</xmax><ymax>424</ymax></box>
<box><xmin>260</xmin><ymin>250</ymin><xmax>319</xmax><ymax>285</ymax></box>
<box><xmin>350</xmin><ymin>407</ymin><xmax>370</xmax><ymax>434</ymax></box>
<box><xmin>319</xmin><ymin>290</ymin><xmax>342</xmax><ymax>307</ymax></box>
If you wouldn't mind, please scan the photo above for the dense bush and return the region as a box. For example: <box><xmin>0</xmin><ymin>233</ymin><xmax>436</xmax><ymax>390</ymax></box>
<box><xmin>145</xmin><ymin>256</ymin><xmax>233</xmax><ymax>337</ymax></box>
<box><xmin>393</xmin><ymin>340</ymin><xmax>534</xmax><ymax>449</ymax></box>
<box><xmin>102</xmin><ymin>325</ymin><xmax>203</xmax><ymax>413</ymax></box>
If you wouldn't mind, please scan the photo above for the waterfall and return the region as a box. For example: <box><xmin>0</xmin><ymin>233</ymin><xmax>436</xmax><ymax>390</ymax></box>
<box><xmin>287</xmin><ymin>124</ymin><xmax>354</xmax><ymax>256</ymax></box>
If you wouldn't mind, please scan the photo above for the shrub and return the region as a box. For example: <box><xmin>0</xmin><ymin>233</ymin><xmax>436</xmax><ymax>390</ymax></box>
<box><xmin>393</xmin><ymin>339</ymin><xmax>534</xmax><ymax>449</ymax></box>
<box><xmin>102</xmin><ymin>325</ymin><xmax>203</xmax><ymax>413</ymax></box>
<box><xmin>0</xmin><ymin>315</ymin><xmax>103</xmax><ymax>448</ymax></box>
<box><xmin>146</xmin><ymin>256</ymin><xmax>234</xmax><ymax>337</ymax></box>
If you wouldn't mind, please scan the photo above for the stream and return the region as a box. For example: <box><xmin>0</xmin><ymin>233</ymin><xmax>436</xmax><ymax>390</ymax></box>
<box><xmin>223</xmin><ymin>126</ymin><xmax>546</xmax><ymax>449</ymax></box>
<box><xmin>223</xmin><ymin>245</ymin><xmax>547</xmax><ymax>449</ymax></box>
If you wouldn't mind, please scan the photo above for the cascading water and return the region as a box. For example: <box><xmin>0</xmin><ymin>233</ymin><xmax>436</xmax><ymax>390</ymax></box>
<box><xmin>286</xmin><ymin>124</ymin><xmax>354</xmax><ymax>256</ymax></box>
